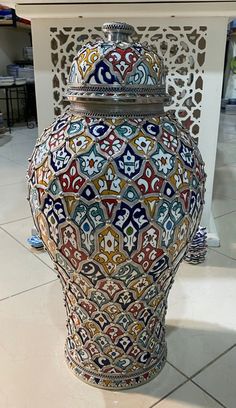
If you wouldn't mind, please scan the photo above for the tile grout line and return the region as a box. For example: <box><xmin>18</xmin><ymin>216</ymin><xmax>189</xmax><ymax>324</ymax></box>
<box><xmin>210</xmin><ymin>247</ymin><xmax>236</xmax><ymax>262</ymax></box>
<box><xmin>214</xmin><ymin>209</ymin><xmax>236</xmax><ymax>220</ymax></box>
<box><xmin>0</xmin><ymin>226</ymin><xmax>56</xmax><ymax>274</ymax></box>
<box><xmin>148</xmin><ymin>378</ymin><xmax>189</xmax><ymax>408</ymax></box>
<box><xmin>215</xmin><ymin>164</ymin><xmax>236</xmax><ymax>171</ymax></box>
<box><xmin>190</xmin><ymin>380</ymin><xmax>228</xmax><ymax>408</ymax></box>
<box><xmin>0</xmin><ymin>215</ymin><xmax>32</xmax><ymax>226</ymax></box>
<box><xmin>167</xmin><ymin>343</ymin><xmax>236</xmax><ymax>383</ymax></box>
<box><xmin>213</xmin><ymin>195</ymin><xmax>236</xmax><ymax>202</ymax></box>
<box><xmin>166</xmin><ymin>360</ymin><xmax>190</xmax><ymax>380</ymax></box>
<box><xmin>0</xmin><ymin>278</ymin><xmax>58</xmax><ymax>302</ymax></box>
<box><xmin>148</xmin><ymin>375</ymin><xmax>229</xmax><ymax>408</ymax></box>
<box><xmin>189</xmin><ymin>344</ymin><xmax>236</xmax><ymax>380</ymax></box>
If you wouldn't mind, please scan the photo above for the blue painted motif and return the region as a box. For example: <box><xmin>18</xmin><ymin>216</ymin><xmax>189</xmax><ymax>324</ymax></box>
<box><xmin>162</xmin><ymin>120</ymin><xmax>177</xmax><ymax>136</ymax></box>
<box><xmin>115</xmin><ymin>145</ymin><xmax>143</xmax><ymax>178</ymax></box>
<box><xmin>67</xmin><ymin>119</ymin><xmax>84</xmax><ymax>136</ymax></box>
<box><xmin>87</xmin><ymin>61</ymin><xmax>119</xmax><ymax>84</ymax></box>
<box><xmin>80</xmin><ymin>185</ymin><xmax>96</xmax><ymax>201</ymax></box>
<box><xmin>123</xmin><ymin>186</ymin><xmax>140</xmax><ymax>202</ymax></box>
<box><xmin>113</xmin><ymin>202</ymin><xmax>149</xmax><ymax>255</ymax></box>
<box><xmin>88</xmin><ymin>121</ymin><xmax>110</xmax><ymax>138</ymax></box>
<box><xmin>143</xmin><ymin>121</ymin><xmax>160</xmax><ymax>137</ymax></box>
<box><xmin>50</xmin><ymin>146</ymin><xmax>72</xmax><ymax>173</ymax></box>
<box><xmin>128</xmin><ymin>62</ymin><xmax>157</xmax><ymax>85</ymax></box>
<box><xmin>179</xmin><ymin>142</ymin><xmax>195</xmax><ymax>168</ymax></box>
<box><xmin>156</xmin><ymin>199</ymin><xmax>185</xmax><ymax>247</ymax></box>
<box><xmin>79</xmin><ymin>146</ymin><xmax>106</xmax><ymax>178</ymax></box>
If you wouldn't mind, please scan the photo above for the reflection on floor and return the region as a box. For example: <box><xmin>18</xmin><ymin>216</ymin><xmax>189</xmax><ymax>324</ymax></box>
<box><xmin>0</xmin><ymin>115</ymin><xmax>235</xmax><ymax>408</ymax></box>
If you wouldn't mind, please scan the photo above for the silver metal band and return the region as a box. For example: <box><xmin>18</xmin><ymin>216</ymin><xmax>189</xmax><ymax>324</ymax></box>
<box><xmin>67</xmin><ymin>83</ymin><xmax>166</xmax><ymax>95</ymax></box>
<box><xmin>66</xmin><ymin>93</ymin><xmax>171</xmax><ymax>105</ymax></box>
<box><xmin>70</xmin><ymin>101</ymin><xmax>165</xmax><ymax>118</ymax></box>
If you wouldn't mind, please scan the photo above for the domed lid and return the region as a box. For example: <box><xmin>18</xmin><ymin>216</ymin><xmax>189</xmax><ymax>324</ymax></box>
<box><xmin>66</xmin><ymin>21</ymin><xmax>170</xmax><ymax>117</ymax></box>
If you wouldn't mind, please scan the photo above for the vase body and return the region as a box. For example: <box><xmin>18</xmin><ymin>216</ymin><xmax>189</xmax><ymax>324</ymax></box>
<box><xmin>27</xmin><ymin>22</ymin><xmax>206</xmax><ymax>390</ymax></box>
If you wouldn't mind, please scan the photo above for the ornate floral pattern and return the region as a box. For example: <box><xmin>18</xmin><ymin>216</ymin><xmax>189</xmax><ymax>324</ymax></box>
<box><xmin>28</xmin><ymin>110</ymin><xmax>205</xmax><ymax>389</ymax></box>
<box><xmin>28</xmin><ymin>24</ymin><xmax>206</xmax><ymax>389</ymax></box>
<box><xmin>79</xmin><ymin>146</ymin><xmax>106</xmax><ymax>178</ymax></box>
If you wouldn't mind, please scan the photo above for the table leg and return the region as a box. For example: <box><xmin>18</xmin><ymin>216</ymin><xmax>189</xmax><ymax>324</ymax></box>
<box><xmin>5</xmin><ymin>88</ymin><xmax>11</xmax><ymax>133</ymax></box>
<box><xmin>9</xmin><ymin>88</ymin><xmax>14</xmax><ymax>126</ymax></box>
<box><xmin>16</xmin><ymin>87</ymin><xmax>20</xmax><ymax>121</ymax></box>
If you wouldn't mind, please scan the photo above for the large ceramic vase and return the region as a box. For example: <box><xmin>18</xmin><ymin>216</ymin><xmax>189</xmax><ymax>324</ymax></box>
<box><xmin>27</xmin><ymin>22</ymin><xmax>206</xmax><ymax>390</ymax></box>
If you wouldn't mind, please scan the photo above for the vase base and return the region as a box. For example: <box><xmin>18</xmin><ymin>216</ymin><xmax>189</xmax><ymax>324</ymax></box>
<box><xmin>65</xmin><ymin>343</ymin><xmax>167</xmax><ymax>390</ymax></box>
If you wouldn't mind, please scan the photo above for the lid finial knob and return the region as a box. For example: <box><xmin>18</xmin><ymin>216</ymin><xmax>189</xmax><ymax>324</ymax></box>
<box><xmin>102</xmin><ymin>21</ymin><xmax>135</xmax><ymax>42</ymax></box>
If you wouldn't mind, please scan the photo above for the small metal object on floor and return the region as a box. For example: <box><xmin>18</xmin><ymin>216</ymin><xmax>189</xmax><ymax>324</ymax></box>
<box><xmin>27</xmin><ymin>228</ymin><xmax>44</xmax><ymax>250</ymax></box>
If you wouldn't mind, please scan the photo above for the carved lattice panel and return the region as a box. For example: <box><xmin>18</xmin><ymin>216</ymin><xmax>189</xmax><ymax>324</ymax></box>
<box><xmin>50</xmin><ymin>24</ymin><xmax>207</xmax><ymax>138</ymax></box>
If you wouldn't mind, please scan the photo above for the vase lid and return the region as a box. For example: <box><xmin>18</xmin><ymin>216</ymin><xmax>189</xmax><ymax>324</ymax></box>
<box><xmin>66</xmin><ymin>21</ymin><xmax>170</xmax><ymax>117</ymax></box>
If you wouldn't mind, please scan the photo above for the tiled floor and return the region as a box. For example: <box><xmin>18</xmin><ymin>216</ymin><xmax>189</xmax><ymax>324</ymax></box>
<box><xmin>0</xmin><ymin>116</ymin><xmax>235</xmax><ymax>408</ymax></box>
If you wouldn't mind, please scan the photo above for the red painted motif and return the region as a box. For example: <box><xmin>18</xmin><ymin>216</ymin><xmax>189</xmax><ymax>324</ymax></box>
<box><xmin>127</xmin><ymin>301</ymin><xmax>145</xmax><ymax>318</ymax></box>
<box><xmin>105</xmin><ymin>47</ymin><xmax>138</xmax><ymax>79</ymax></box>
<box><xmin>132</xmin><ymin>226</ymin><xmax>163</xmax><ymax>272</ymax></box>
<box><xmin>59</xmin><ymin>224</ymin><xmax>87</xmax><ymax>269</ymax></box>
<box><xmin>180</xmin><ymin>189</ymin><xmax>190</xmax><ymax>211</ymax></box>
<box><xmin>97</xmin><ymin>279</ymin><xmax>123</xmax><ymax>299</ymax></box>
<box><xmin>135</xmin><ymin>162</ymin><xmax>164</xmax><ymax>195</ymax></box>
<box><xmin>59</xmin><ymin>160</ymin><xmax>86</xmax><ymax>193</ymax></box>
<box><xmin>98</xmin><ymin>132</ymin><xmax>124</xmax><ymax>156</ymax></box>
<box><xmin>105</xmin><ymin>325</ymin><xmax>124</xmax><ymax>341</ymax></box>
<box><xmin>101</xmin><ymin>198</ymin><xmax>118</xmax><ymax>218</ymax></box>
<box><xmin>80</xmin><ymin>300</ymin><xmax>97</xmax><ymax>316</ymax></box>
<box><xmin>49</xmin><ymin>129</ymin><xmax>67</xmax><ymax>150</ymax></box>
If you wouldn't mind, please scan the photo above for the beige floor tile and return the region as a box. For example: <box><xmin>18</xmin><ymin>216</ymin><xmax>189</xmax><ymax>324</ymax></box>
<box><xmin>0</xmin><ymin>156</ymin><xmax>26</xmax><ymax>186</ymax></box>
<box><xmin>218</xmin><ymin>112</ymin><xmax>236</xmax><ymax>143</ymax></box>
<box><xmin>194</xmin><ymin>346</ymin><xmax>236</xmax><ymax>408</ymax></box>
<box><xmin>2</xmin><ymin>217</ymin><xmax>54</xmax><ymax>269</ymax></box>
<box><xmin>0</xmin><ymin>229</ymin><xmax>55</xmax><ymax>299</ymax></box>
<box><xmin>0</xmin><ymin>281</ymin><xmax>186</xmax><ymax>408</ymax></box>
<box><xmin>212</xmin><ymin>197</ymin><xmax>236</xmax><ymax>218</ymax></box>
<box><xmin>166</xmin><ymin>249</ymin><xmax>236</xmax><ymax>377</ymax></box>
<box><xmin>0</xmin><ymin>139</ymin><xmax>36</xmax><ymax>166</ymax></box>
<box><xmin>217</xmin><ymin>130</ymin><xmax>236</xmax><ymax>144</ymax></box>
<box><xmin>213</xmin><ymin>165</ymin><xmax>236</xmax><ymax>200</ymax></box>
<box><xmin>0</xmin><ymin>182</ymin><xmax>31</xmax><ymax>224</ymax></box>
<box><xmin>0</xmin><ymin>126</ymin><xmax>37</xmax><ymax>166</ymax></box>
<box><xmin>0</xmin><ymin>125</ymin><xmax>38</xmax><ymax>143</ymax></box>
<box><xmin>155</xmin><ymin>381</ymin><xmax>222</xmax><ymax>407</ymax></box>
<box><xmin>213</xmin><ymin>211</ymin><xmax>236</xmax><ymax>259</ymax></box>
<box><xmin>215</xmin><ymin>142</ymin><xmax>236</xmax><ymax>168</ymax></box>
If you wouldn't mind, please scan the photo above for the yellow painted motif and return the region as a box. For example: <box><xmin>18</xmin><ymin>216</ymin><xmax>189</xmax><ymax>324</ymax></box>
<box><xmin>37</xmin><ymin>212</ymin><xmax>56</xmax><ymax>257</ymax></box>
<box><xmin>168</xmin><ymin>217</ymin><xmax>190</xmax><ymax>260</ymax></box>
<box><xmin>93</xmin><ymin>163</ymin><xmax>126</xmax><ymax>196</ymax></box>
<box><xmin>94</xmin><ymin>226</ymin><xmax>127</xmax><ymax>275</ymax></box>
<box><xmin>69</xmin><ymin>135</ymin><xmax>93</xmax><ymax>154</ymax></box>
<box><xmin>129</xmin><ymin>322</ymin><xmax>144</xmax><ymax>336</ymax></box>
<box><xmin>77</xmin><ymin>46</ymin><xmax>100</xmax><ymax>79</ymax></box>
<box><xmin>144</xmin><ymin>50</ymin><xmax>162</xmax><ymax>80</ymax></box>
<box><xmin>130</xmin><ymin>133</ymin><xmax>155</xmax><ymax>155</ymax></box>
<box><xmin>36</xmin><ymin>162</ymin><xmax>53</xmax><ymax>187</ymax></box>
<box><xmin>144</xmin><ymin>197</ymin><xmax>161</xmax><ymax>218</ymax></box>
<box><xmin>84</xmin><ymin>321</ymin><xmax>101</xmax><ymax>337</ymax></box>
<box><xmin>129</xmin><ymin>276</ymin><xmax>153</xmax><ymax>298</ymax></box>
<box><xmin>170</xmin><ymin>159</ymin><xmax>191</xmax><ymax>190</ymax></box>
